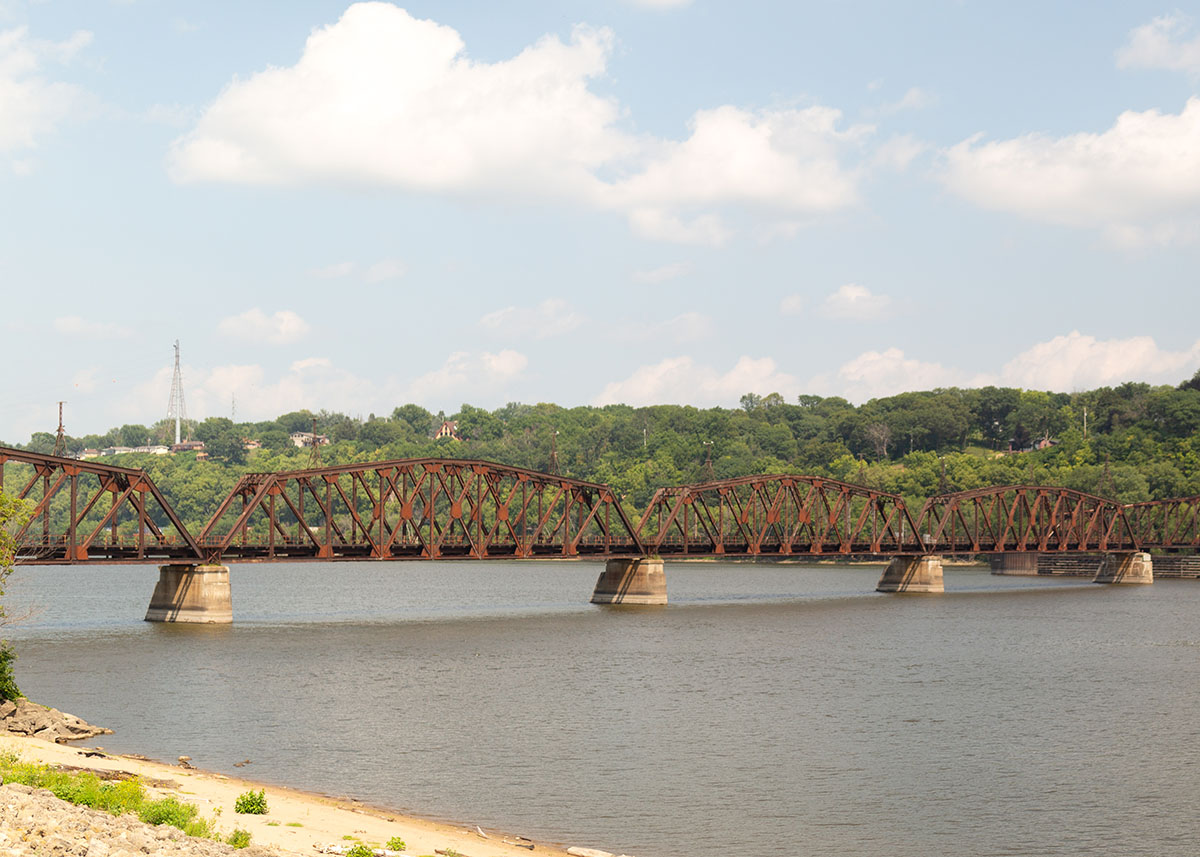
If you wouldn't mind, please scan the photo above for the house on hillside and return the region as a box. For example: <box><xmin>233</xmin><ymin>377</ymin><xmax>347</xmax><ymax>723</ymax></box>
<box><xmin>434</xmin><ymin>420</ymin><xmax>460</xmax><ymax>440</ymax></box>
<box><xmin>289</xmin><ymin>431</ymin><xmax>330</xmax><ymax>448</ymax></box>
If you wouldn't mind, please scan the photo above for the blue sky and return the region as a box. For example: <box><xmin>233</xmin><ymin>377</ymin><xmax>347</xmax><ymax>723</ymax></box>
<box><xmin>2</xmin><ymin>0</ymin><xmax>1200</xmax><ymax>441</ymax></box>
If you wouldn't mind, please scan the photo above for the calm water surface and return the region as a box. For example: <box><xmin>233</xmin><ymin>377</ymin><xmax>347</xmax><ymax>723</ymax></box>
<box><xmin>8</xmin><ymin>561</ymin><xmax>1200</xmax><ymax>857</ymax></box>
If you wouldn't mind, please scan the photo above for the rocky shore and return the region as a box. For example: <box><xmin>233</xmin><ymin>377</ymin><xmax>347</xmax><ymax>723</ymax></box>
<box><xmin>0</xmin><ymin>699</ymin><xmax>112</xmax><ymax>744</ymax></box>
<box><xmin>0</xmin><ymin>783</ymin><xmax>279</xmax><ymax>857</ymax></box>
<box><xmin>0</xmin><ymin>702</ymin><xmax>634</xmax><ymax>857</ymax></box>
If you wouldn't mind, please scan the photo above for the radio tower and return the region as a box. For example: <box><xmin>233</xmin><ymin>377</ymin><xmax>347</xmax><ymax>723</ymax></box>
<box><xmin>167</xmin><ymin>340</ymin><xmax>188</xmax><ymax>445</ymax></box>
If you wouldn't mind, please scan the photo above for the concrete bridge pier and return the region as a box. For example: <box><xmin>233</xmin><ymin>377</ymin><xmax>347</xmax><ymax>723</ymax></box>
<box><xmin>145</xmin><ymin>564</ymin><xmax>233</xmax><ymax>623</ymax></box>
<box><xmin>591</xmin><ymin>557</ymin><xmax>668</xmax><ymax>605</ymax></box>
<box><xmin>1093</xmin><ymin>552</ymin><xmax>1154</xmax><ymax>585</ymax></box>
<box><xmin>876</xmin><ymin>555</ymin><xmax>945</xmax><ymax>593</ymax></box>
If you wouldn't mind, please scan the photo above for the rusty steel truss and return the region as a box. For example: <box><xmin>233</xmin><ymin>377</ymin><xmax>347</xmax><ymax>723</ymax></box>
<box><xmin>5</xmin><ymin>445</ymin><xmax>1200</xmax><ymax>565</ymax></box>
<box><xmin>1124</xmin><ymin>496</ymin><xmax>1200</xmax><ymax>550</ymax></box>
<box><xmin>198</xmin><ymin>458</ymin><xmax>643</xmax><ymax>561</ymax></box>
<box><xmin>914</xmin><ymin>485</ymin><xmax>1138</xmax><ymax>554</ymax></box>
<box><xmin>636</xmin><ymin>475</ymin><xmax>923</xmax><ymax>556</ymax></box>
<box><xmin>0</xmin><ymin>446</ymin><xmax>203</xmax><ymax>563</ymax></box>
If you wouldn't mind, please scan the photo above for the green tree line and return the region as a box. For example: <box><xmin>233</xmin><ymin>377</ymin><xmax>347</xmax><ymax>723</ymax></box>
<box><xmin>6</xmin><ymin>371</ymin><xmax>1200</xmax><ymax>532</ymax></box>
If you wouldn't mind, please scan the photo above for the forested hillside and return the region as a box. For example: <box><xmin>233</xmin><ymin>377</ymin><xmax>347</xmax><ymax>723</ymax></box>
<box><xmin>9</xmin><ymin>373</ymin><xmax>1200</xmax><ymax>532</ymax></box>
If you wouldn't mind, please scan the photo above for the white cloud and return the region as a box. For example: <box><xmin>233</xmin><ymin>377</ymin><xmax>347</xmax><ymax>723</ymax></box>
<box><xmin>942</xmin><ymin>98</ymin><xmax>1200</xmax><ymax>244</ymax></box>
<box><xmin>53</xmin><ymin>316</ymin><xmax>132</xmax><ymax>338</ymax></box>
<box><xmin>879</xmin><ymin>86</ymin><xmax>935</xmax><ymax>115</ymax></box>
<box><xmin>999</xmin><ymin>331</ymin><xmax>1200</xmax><ymax>391</ymax></box>
<box><xmin>779</xmin><ymin>294</ymin><xmax>805</xmax><ymax>315</ymax></box>
<box><xmin>311</xmin><ymin>261</ymin><xmax>356</xmax><ymax>279</ymax></box>
<box><xmin>407</xmin><ymin>349</ymin><xmax>528</xmax><ymax>401</ymax></box>
<box><xmin>218</xmin><ymin>308</ymin><xmax>311</xmax><ymax>345</ymax></box>
<box><xmin>641</xmin><ymin>311</ymin><xmax>712</xmax><ymax>344</ymax></box>
<box><xmin>479</xmin><ymin>298</ymin><xmax>583</xmax><ymax>339</ymax></box>
<box><xmin>0</xmin><ymin>26</ymin><xmax>90</xmax><ymax>153</ymax></box>
<box><xmin>812</xmin><ymin>332</ymin><xmax>1200</xmax><ymax>402</ymax></box>
<box><xmin>811</xmin><ymin>347</ymin><xmax>984</xmax><ymax>402</ymax></box>
<box><xmin>119</xmin><ymin>349</ymin><xmax>528</xmax><ymax>428</ymax></box>
<box><xmin>632</xmin><ymin>262</ymin><xmax>690</xmax><ymax>284</ymax></box>
<box><xmin>364</xmin><ymin>258</ymin><xmax>406</xmax><ymax>283</ymax></box>
<box><xmin>872</xmin><ymin>134</ymin><xmax>926</xmax><ymax>170</ymax></box>
<box><xmin>819</xmin><ymin>283</ymin><xmax>891</xmax><ymax>319</ymax></box>
<box><xmin>169</xmin><ymin>3</ymin><xmax>871</xmax><ymax>243</ymax></box>
<box><xmin>169</xmin><ymin>4</ymin><xmax>624</xmax><ymax>200</ymax></box>
<box><xmin>611</xmin><ymin>105</ymin><xmax>869</xmax><ymax>226</ymax></box>
<box><xmin>594</xmin><ymin>355</ymin><xmax>797</xmax><ymax>406</ymax></box>
<box><xmin>71</xmin><ymin>367</ymin><xmax>99</xmax><ymax>394</ymax></box>
<box><xmin>626</xmin><ymin>208</ymin><xmax>730</xmax><ymax>245</ymax></box>
<box><xmin>1118</xmin><ymin>14</ymin><xmax>1200</xmax><ymax>76</ymax></box>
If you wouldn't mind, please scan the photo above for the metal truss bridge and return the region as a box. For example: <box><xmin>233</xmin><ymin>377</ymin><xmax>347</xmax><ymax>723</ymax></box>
<box><xmin>3</xmin><ymin>446</ymin><xmax>1197</xmax><ymax>565</ymax></box>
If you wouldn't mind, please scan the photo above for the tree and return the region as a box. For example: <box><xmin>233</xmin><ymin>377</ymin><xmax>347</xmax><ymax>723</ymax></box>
<box><xmin>196</xmin><ymin>418</ymin><xmax>246</xmax><ymax>465</ymax></box>
<box><xmin>0</xmin><ymin>493</ymin><xmax>29</xmax><ymax>700</ymax></box>
<box><xmin>392</xmin><ymin>404</ymin><xmax>434</xmax><ymax>435</ymax></box>
<box><xmin>117</xmin><ymin>424</ymin><xmax>149</xmax><ymax>448</ymax></box>
<box><xmin>864</xmin><ymin>423</ymin><xmax>892</xmax><ymax>461</ymax></box>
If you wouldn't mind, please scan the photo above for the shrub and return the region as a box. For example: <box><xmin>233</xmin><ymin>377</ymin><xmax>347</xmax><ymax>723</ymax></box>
<box><xmin>234</xmin><ymin>789</ymin><xmax>268</xmax><ymax>814</ymax></box>
<box><xmin>139</xmin><ymin>796</ymin><xmax>198</xmax><ymax>827</ymax></box>
<box><xmin>0</xmin><ymin>754</ymin><xmax>211</xmax><ymax>837</ymax></box>
<box><xmin>226</xmin><ymin>828</ymin><xmax>252</xmax><ymax>849</ymax></box>
<box><xmin>0</xmin><ymin>644</ymin><xmax>20</xmax><ymax>702</ymax></box>
<box><xmin>386</xmin><ymin>836</ymin><xmax>407</xmax><ymax>851</ymax></box>
<box><xmin>346</xmin><ymin>845</ymin><xmax>375</xmax><ymax>857</ymax></box>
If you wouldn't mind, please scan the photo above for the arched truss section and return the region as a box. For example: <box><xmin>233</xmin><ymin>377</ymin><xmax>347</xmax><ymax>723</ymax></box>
<box><xmin>637</xmin><ymin>475</ymin><xmax>923</xmax><ymax>556</ymax></box>
<box><xmin>0</xmin><ymin>446</ymin><xmax>203</xmax><ymax>564</ymax></box>
<box><xmin>915</xmin><ymin>485</ymin><xmax>1138</xmax><ymax>554</ymax></box>
<box><xmin>199</xmin><ymin>458</ymin><xmax>644</xmax><ymax>561</ymax></box>
<box><xmin>1123</xmin><ymin>497</ymin><xmax>1200</xmax><ymax>549</ymax></box>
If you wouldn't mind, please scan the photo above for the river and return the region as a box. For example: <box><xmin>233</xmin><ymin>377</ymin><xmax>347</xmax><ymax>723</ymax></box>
<box><xmin>7</xmin><ymin>561</ymin><xmax>1200</xmax><ymax>857</ymax></box>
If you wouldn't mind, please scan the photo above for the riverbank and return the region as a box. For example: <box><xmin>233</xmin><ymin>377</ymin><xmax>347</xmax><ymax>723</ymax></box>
<box><xmin>0</xmin><ymin>732</ymin><xmax>582</xmax><ymax>857</ymax></box>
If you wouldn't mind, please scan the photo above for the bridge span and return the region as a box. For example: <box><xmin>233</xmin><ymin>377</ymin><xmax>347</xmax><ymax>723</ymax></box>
<box><xmin>2</xmin><ymin>445</ymin><xmax>1196</xmax><ymax>620</ymax></box>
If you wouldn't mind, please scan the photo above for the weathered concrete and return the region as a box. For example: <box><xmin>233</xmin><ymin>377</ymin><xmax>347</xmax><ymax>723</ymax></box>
<box><xmin>988</xmin><ymin>553</ymin><xmax>1040</xmax><ymax>575</ymax></box>
<box><xmin>876</xmin><ymin>555</ymin><xmax>944</xmax><ymax>593</ymax></box>
<box><xmin>590</xmin><ymin>557</ymin><xmax>667</xmax><ymax>605</ymax></box>
<box><xmin>145</xmin><ymin>564</ymin><xmax>233</xmax><ymax>623</ymax></box>
<box><xmin>1093</xmin><ymin>552</ymin><xmax>1154</xmax><ymax>585</ymax></box>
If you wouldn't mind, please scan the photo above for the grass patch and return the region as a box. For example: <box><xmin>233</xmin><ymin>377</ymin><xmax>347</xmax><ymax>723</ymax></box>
<box><xmin>286</xmin><ymin>822</ymin><xmax>304</xmax><ymax>827</ymax></box>
<box><xmin>226</xmin><ymin>828</ymin><xmax>252</xmax><ymax>849</ymax></box>
<box><xmin>0</xmin><ymin>752</ymin><xmax>213</xmax><ymax>838</ymax></box>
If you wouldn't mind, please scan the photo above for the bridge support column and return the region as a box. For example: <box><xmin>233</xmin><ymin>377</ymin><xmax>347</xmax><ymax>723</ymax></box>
<box><xmin>145</xmin><ymin>564</ymin><xmax>233</xmax><ymax>623</ymax></box>
<box><xmin>591</xmin><ymin>557</ymin><xmax>667</xmax><ymax>605</ymax></box>
<box><xmin>1093</xmin><ymin>552</ymin><xmax>1153</xmax><ymax>585</ymax></box>
<box><xmin>877</xmin><ymin>555</ymin><xmax>944</xmax><ymax>593</ymax></box>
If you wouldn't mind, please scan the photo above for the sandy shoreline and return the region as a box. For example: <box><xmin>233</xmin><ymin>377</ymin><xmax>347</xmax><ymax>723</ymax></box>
<box><xmin>0</xmin><ymin>732</ymin><xmax>584</xmax><ymax>857</ymax></box>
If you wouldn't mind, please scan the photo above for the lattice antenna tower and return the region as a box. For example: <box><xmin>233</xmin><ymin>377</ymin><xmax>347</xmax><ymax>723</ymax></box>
<box><xmin>167</xmin><ymin>340</ymin><xmax>188</xmax><ymax>445</ymax></box>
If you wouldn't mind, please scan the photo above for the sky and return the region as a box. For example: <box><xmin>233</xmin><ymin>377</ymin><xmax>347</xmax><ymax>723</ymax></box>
<box><xmin>2</xmin><ymin>0</ymin><xmax>1200</xmax><ymax>442</ymax></box>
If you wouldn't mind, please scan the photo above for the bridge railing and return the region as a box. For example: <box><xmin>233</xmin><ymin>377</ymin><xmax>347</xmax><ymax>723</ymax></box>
<box><xmin>637</xmin><ymin>475</ymin><xmax>923</xmax><ymax>556</ymax></box>
<box><xmin>198</xmin><ymin>458</ymin><xmax>645</xmax><ymax>561</ymax></box>
<box><xmin>1123</xmin><ymin>496</ymin><xmax>1200</xmax><ymax>549</ymax></box>
<box><xmin>1</xmin><ymin>446</ymin><xmax>203</xmax><ymax>563</ymax></box>
<box><xmin>915</xmin><ymin>485</ymin><xmax>1139</xmax><ymax>553</ymax></box>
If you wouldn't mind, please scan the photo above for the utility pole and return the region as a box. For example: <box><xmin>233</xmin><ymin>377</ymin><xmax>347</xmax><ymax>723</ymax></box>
<box><xmin>702</xmin><ymin>441</ymin><xmax>714</xmax><ymax>481</ymax></box>
<box><xmin>549</xmin><ymin>430</ymin><xmax>560</xmax><ymax>476</ymax></box>
<box><xmin>53</xmin><ymin>401</ymin><xmax>67</xmax><ymax>457</ymax></box>
<box><xmin>308</xmin><ymin>417</ymin><xmax>321</xmax><ymax>467</ymax></box>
